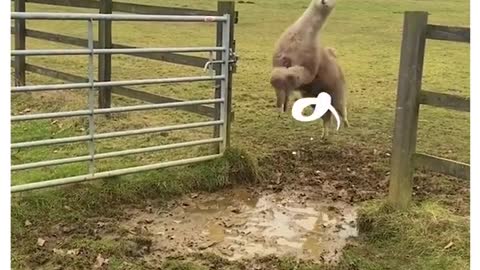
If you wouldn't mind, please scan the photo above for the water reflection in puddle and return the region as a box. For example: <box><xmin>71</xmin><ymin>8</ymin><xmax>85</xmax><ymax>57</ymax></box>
<box><xmin>123</xmin><ymin>188</ymin><xmax>358</xmax><ymax>263</ymax></box>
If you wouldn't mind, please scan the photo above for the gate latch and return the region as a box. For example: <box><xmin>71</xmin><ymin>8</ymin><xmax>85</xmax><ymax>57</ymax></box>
<box><xmin>202</xmin><ymin>51</ymin><xmax>239</xmax><ymax>74</ymax></box>
<box><xmin>229</xmin><ymin>48</ymin><xmax>239</xmax><ymax>73</ymax></box>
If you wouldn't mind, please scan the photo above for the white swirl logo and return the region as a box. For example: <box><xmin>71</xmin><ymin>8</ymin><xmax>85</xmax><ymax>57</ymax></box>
<box><xmin>291</xmin><ymin>92</ymin><xmax>341</xmax><ymax>130</ymax></box>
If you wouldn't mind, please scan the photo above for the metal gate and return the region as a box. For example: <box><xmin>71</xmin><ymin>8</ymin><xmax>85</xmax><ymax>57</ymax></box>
<box><xmin>11</xmin><ymin>12</ymin><xmax>234</xmax><ymax>193</ymax></box>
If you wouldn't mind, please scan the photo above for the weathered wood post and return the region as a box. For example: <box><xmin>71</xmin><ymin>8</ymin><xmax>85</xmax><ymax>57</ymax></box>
<box><xmin>213</xmin><ymin>1</ymin><xmax>235</xmax><ymax>153</ymax></box>
<box><xmin>14</xmin><ymin>0</ymin><xmax>26</xmax><ymax>86</ymax></box>
<box><xmin>388</xmin><ymin>11</ymin><xmax>428</xmax><ymax>209</ymax></box>
<box><xmin>98</xmin><ymin>0</ymin><xmax>113</xmax><ymax>108</ymax></box>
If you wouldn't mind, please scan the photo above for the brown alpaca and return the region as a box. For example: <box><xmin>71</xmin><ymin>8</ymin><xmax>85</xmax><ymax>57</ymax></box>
<box><xmin>270</xmin><ymin>0</ymin><xmax>336</xmax><ymax>112</ymax></box>
<box><xmin>298</xmin><ymin>47</ymin><xmax>349</xmax><ymax>138</ymax></box>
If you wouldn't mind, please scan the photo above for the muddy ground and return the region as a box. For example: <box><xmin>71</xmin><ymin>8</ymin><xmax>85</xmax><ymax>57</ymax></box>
<box><xmin>119</xmin><ymin>188</ymin><xmax>358</xmax><ymax>265</ymax></box>
<box><xmin>16</xmin><ymin>142</ymin><xmax>470</xmax><ymax>269</ymax></box>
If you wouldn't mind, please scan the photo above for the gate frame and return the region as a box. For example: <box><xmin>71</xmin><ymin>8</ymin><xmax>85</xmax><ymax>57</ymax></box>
<box><xmin>11</xmin><ymin>12</ymin><xmax>234</xmax><ymax>193</ymax></box>
<box><xmin>388</xmin><ymin>11</ymin><xmax>470</xmax><ymax>209</ymax></box>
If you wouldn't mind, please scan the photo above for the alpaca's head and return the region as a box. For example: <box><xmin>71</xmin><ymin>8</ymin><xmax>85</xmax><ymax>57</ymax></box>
<box><xmin>270</xmin><ymin>67</ymin><xmax>299</xmax><ymax>112</ymax></box>
<box><xmin>312</xmin><ymin>0</ymin><xmax>336</xmax><ymax>14</ymax></box>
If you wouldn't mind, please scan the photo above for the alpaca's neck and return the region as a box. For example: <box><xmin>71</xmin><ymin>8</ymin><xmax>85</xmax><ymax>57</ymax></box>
<box><xmin>294</xmin><ymin>2</ymin><xmax>329</xmax><ymax>37</ymax></box>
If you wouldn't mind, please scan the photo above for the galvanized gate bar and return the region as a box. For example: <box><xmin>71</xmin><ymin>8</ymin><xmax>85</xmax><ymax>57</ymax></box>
<box><xmin>12</xmin><ymin>75</ymin><xmax>225</xmax><ymax>92</ymax></box>
<box><xmin>11</xmin><ymin>12</ymin><xmax>227</xmax><ymax>22</ymax></box>
<box><xmin>87</xmin><ymin>19</ymin><xmax>96</xmax><ymax>174</ymax></box>
<box><xmin>11</xmin><ymin>99</ymin><xmax>222</xmax><ymax>121</ymax></box>
<box><xmin>11</xmin><ymin>154</ymin><xmax>223</xmax><ymax>193</ymax></box>
<box><xmin>12</xmin><ymin>47</ymin><xmax>225</xmax><ymax>56</ymax></box>
<box><xmin>12</xmin><ymin>120</ymin><xmax>223</xmax><ymax>149</ymax></box>
<box><xmin>12</xmin><ymin>138</ymin><xmax>223</xmax><ymax>171</ymax></box>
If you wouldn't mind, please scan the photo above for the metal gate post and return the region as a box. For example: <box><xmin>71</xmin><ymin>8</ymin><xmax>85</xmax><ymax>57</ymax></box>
<box><xmin>214</xmin><ymin>1</ymin><xmax>235</xmax><ymax>153</ymax></box>
<box><xmin>220</xmin><ymin>14</ymin><xmax>231</xmax><ymax>152</ymax></box>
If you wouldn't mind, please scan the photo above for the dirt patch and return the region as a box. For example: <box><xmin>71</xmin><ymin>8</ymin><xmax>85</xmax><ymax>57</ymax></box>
<box><xmin>258</xmin><ymin>142</ymin><xmax>469</xmax><ymax>214</ymax></box>
<box><xmin>258</xmin><ymin>142</ymin><xmax>391</xmax><ymax>203</ymax></box>
<box><xmin>113</xmin><ymin>188</ymin><xmax>357</xmax><ymax>265</ymax></box>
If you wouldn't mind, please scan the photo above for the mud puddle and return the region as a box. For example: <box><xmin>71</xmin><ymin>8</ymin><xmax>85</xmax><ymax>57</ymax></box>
<box><xmin>119</xmin><ymin>188</ymin><xmax>358</xmax><ymax>264</ymax></box>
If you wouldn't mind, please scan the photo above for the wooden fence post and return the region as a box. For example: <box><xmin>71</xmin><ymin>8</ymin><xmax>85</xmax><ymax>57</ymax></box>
<box><xmin>14</xmin><ymin>0</ymin><xmax>26</xmax><ymax>86</ymax></box>
<box><xmin>388</xmin><ymin>11</ymin><xmax>428</xmax><ymax>209</ymax></box>
<box><xmin>98</xmin><ymin>0</ymin><xmax>113</xmax><ymax>108</ymax></box>
<box><xmin>213</xmin><ymin>1</ymin><xmax>235</xmax><ymax>153</ymax></box>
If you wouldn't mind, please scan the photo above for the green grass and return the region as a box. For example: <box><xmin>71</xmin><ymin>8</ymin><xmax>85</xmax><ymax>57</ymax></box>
<box><xmin>344</xmin><ymin>200</ymin><xmax>470</xmax><ymax>270</ymax></box>
<box><xmin>11</xmin><ymin>0</ymin><xmax>470</xmax><ymax>269</ymax></box>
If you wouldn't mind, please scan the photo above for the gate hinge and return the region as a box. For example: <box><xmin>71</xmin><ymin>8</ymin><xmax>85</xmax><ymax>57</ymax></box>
<box><xmin>234</xmin><ymin>11</ymin><xmax>239</xmax><ymax>24</ymax></box>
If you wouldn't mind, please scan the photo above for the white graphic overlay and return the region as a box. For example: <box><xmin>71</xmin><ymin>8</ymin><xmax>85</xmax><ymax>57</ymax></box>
<box><xmin>291</xmin><ymin>92</ymin><xmax>341</xmax><ymax>130</ymax></box>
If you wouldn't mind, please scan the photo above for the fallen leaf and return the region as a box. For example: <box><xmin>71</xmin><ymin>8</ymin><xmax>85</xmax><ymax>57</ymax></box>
<box><xmin>145</xmin><ymin>219</ymin><xmax>154</xmax><ymax>224</ymax></box>
<box><xmin>37</xmin><ymin>238</ymin><xmax>46</xmax><ymax>247</ymax></box>
<box><xmin>93</xmin><ymin>254</ymin><xmax>109</xmax><ymax>268</ymax></box>
<box><xmin>24</xmin><ymin>220</ymin><xmax>32</xmax><ymax>227</ymax></box>
<box><xmin>52</xmin><ymin>248</ymin><xmax>65</xmax><ymax>255</ymax></box>
<box><xmin>444</xmin><ymin>241</ymin><xmax>454</xmax><ymax>249</ymax></box>
<box><xmin>96</xmin><ymin>222</ymin><xmax>107</xmax><ymax>228</ymax></box>
<box><xmin>199</xmin><ymin>241</ymin><xmax>218</xmax><ymax>250</ymax></box>
<box><xmin>67</xmin><ymin>249</ymin><xmax>80</xmax><ymax>256</ymax></box>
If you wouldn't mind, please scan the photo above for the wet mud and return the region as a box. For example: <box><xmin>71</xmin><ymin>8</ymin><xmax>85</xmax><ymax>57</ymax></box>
<box><xmin>117</xmin><ymin>188</ymin><xmax>358</xmax><ymax>264</ymax></box>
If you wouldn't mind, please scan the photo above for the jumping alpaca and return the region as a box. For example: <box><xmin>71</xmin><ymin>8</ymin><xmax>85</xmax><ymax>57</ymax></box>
<box><xmin>298</xmin><ymin>47</ymin><xmax>350</xmax><ymax>138</ymax></box>
<box><xmin>270</xmin><ymin>0</ymin><xmax>336</xmax><ymax>112</ymax></box>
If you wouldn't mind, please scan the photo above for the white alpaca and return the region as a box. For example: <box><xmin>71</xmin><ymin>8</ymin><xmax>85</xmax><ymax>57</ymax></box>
<box><xmin>270</xmin><ymin>0</ymin><xmax>336</xmax><ymax>112</ymax></box>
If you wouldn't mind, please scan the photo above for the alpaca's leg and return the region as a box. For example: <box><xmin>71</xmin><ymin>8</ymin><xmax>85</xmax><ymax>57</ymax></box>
<box><xmin>335</xmin><ymin>99</ymin><xmax>349</xmax><ymax>128</ymax></box>
<box><xmin>342</xmin><ymin>107</ymin><xmax>350</xmax><ymax>127</ymax></box>
<box><xmin>321</xmin><ymin>111</ymin><xmax>332</xmax><ymax>139</ymax></box>
<box><xmin>330</xmin><ymin>82</ymin><xmax>350</xmax><ymax>128</ymax></box>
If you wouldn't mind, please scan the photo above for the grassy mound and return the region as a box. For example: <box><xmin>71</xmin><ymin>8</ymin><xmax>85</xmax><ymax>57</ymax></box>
<box><xmin>342</xmin><ymin>200</ymin><xmax>470</xmax><ymax>270</ymax></box>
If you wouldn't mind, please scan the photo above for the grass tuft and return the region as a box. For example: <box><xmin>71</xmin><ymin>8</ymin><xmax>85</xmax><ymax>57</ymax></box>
<box><xmin>343</xmin><ymin>200</ymin><xmax>470</xmax><ymax>270</ymax></box>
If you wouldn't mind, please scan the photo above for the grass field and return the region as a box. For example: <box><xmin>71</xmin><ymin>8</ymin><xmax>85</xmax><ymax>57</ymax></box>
<box><xmin>11</xmin><ymin>0</ymin><xmax>470</xmax><ymax>269</ymax></box>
